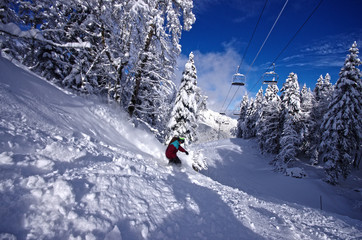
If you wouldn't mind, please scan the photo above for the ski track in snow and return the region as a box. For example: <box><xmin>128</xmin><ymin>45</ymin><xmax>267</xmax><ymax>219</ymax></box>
<box><xmin>0</xmin><ymin>56</ymin><xmax>361</xmax><ymax>239</ymax></box>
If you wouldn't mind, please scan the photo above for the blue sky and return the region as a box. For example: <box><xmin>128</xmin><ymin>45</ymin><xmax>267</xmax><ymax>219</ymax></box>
<box><xmin>175</xmin><ymin>0</ymin><xmax>362</xmax><ymax>113</ymax></box>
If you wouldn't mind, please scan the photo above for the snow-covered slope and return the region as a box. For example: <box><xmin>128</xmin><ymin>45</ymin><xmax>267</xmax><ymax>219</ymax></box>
<box><xmin>195</xmin><ymin>139</ymin><xmax>362</xmax><ymax>221</ymax></box>
<box><xmin>197</xmin><ymin>109</ymin><xmax>237</xmax><ymax>142</ymax></box>
<box><xmin>0</xmin><ymin>56</ymin><xmax>361</xmax><ymax>239</ymax></box>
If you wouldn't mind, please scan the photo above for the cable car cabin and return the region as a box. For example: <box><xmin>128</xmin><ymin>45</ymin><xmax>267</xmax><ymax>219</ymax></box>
<box><xmin>262</xmin><ymin>71</ymin><xmax>278</xmax><ymax>85</ymax></box>
<box><xmin>231</xmin><ymin>73</ymin><xmax>246</xmax><ymax>86</ymax></box>
<box><xmin>262</xmin><ymin>63</ymin><xmax>279</xmax><ymax>85</ymax></box>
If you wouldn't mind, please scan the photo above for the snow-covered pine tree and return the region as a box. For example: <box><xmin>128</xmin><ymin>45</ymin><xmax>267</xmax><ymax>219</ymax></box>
<box><xmin>3</xmin><ymin>0</ymin><xmax>108</xmax><ymax>92</ymax></box>
<box><xmin>314</xmin><ymin>75</ymin><xmax>324</xmax><ymax>102</ymax></box>
<box><xmin>127</xmin><ymin>0</ymin><xmax>195</xmax><ymax>119</ymax></box>
<box><xmin>0</xmin><ymin>0</ymin><xmax>18</xmax><ymax>24</ymax></box>
<box><xmin>274</xmin><ymin>73</ymin><xmax>301</xmax><ymax>171</ymax></box>
<box><xmin>237</xmin><ymin>94</ymin><xmax>249</xmax><ymax>138</ymax></box>
<box><xmin>274</xmin><ymin>115</ymin><xmax>300</xmax><ymax>171</ymax></box>
<box><xmin>321</xmin><ymin>73</ymin><xmax>333</xmax><ymax>100</ymax></box>
<box><xmin>257</xmin><ymin>84</ymin><xmax>281</xmax><ymax>154</ymax></box>
<box><xmin>123</xmin><ymin>0</ymin><xmax>196</xmax><ymax>139</ymax></box>
<box><xmin>56</xmin><ymin>1</ymin><xmax>105</xmax><ymax>93</ymax></box>
<box><xmin>254</xmin><ymin>87</ymin><xmax>264</xmax><ymax>130</ymax></box>
<box><xmin>197</xmin><ymin>94</ymin><xmax>208</xmax><ymax>113</ymax></box>
<box><xmin>33</xmin><ymin>1</ymin><xmax>75</xmax><ymax>85</ymax></box>
<box><xmin>166</xmin><ymin>52</ymin><xmax>199</xmax><ymax>143</ymax></box>
<box><xmin>0</xmin><ymin>1</ymin><xmax>21</xmax><ymax>60</ymax></box>
<box><xmin>319</xmin><ymin>41</ymin><xmax>362</xmax><ymax>184</ymax></box>
<box><xmin>309</xmin><ymin>73</ymin><xmax>334</xmax><ymax>164</ymax></box>
<box><xmin>280</xmin><ymin>73</ymin><xmax>301</xmax><ymax>121</ymax></box>
<box><xmin>9</xmin><ymin>0</ymin><xmax>51</xmax><ymax>69</ymax></box>
<box><xmin>128</xmin><ymin>28</ymin><xmax>177</xmax><ymax>132</ymax></box>
<box><xmin>243</xmin><ymin>87</ymin><xmax>263</xmax><ymax>139</ymax></box>
<box><xmin>241</xmin><ymin>97</ymin><xmax>254</xmax><ymax>139</ymax></box>
<box><xmin>299</xmin><ymin>84</ymin><xmax>315</xmax><ymax>156</ymax></box>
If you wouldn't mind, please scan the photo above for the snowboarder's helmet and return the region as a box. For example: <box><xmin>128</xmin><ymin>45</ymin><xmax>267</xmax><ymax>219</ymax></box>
<box><xmin>178</xmin><ymin>137</ymin><xmax>185</xmax><ymax>143</ymax></box>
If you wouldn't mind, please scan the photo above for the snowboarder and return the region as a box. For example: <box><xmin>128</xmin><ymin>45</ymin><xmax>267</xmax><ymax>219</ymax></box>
<box><xmin>165</xmin><ymin>137</ymin><xmax>189</xmax><ymax>165</ymax></box>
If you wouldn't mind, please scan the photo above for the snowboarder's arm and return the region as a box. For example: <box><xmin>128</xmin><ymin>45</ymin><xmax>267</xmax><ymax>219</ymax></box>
<box><xmin>178</xmin><ymin>145</ymin><xmax>186</xmax><ymax>153</ymax></box>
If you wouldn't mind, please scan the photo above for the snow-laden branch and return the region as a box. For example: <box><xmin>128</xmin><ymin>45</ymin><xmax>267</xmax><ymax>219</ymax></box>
<box><xmin>0</xmin><ymin>23</ymin><xmax>91</xmax><ymax>49</ymax></box>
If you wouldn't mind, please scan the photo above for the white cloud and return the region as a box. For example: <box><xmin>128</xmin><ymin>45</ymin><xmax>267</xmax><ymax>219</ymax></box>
<box><xmin>175</xmin><ymin>48</ymin><xmax>248</xmax><ymax>114</ymax></box>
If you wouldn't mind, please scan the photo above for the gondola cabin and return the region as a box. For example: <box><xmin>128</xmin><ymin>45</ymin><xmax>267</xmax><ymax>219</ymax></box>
<box><xmin>262</xmin><ymin>63</ymin><xmax>279</xmax><ymax>85</ymax></box>
<box><xmin>262</xmin><ymin>70</ymin><xmax>278</xmax><ymax>85</ymax></box>
<box><xmin>231</xmin><ymin>73</ymin><xmax>246</xmax><ymax>86</ymax></box>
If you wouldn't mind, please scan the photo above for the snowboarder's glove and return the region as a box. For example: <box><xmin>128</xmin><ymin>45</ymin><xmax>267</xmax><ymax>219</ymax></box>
<box><xmin>185</xmin><ymin>151</ymin><xmax>189</xmax><ymax>155</ymax></box>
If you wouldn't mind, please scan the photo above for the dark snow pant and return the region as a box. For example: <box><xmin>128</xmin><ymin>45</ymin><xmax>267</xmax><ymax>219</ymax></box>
<box><xmin>168</xmin><ymin>156</ymin><xmax>181</xmax><ymax>166</ymax></box>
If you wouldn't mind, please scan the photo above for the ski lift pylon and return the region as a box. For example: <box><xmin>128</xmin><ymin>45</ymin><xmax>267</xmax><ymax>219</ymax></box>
<box><xmin>262</xmin><ymin>63</ymin><xmax>279</xmax><ymax>85</ymax></box>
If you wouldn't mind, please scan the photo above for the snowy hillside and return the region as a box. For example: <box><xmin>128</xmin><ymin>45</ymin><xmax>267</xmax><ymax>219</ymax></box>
<box><xmin>0</xmin><ymin>56</ymin><xmax>361</xmax><ymax>240</ymax></box>
<box><xmin>197</xmin><ymin>110</ymin><xmax>237</xmax><ymax>143</ymax></box>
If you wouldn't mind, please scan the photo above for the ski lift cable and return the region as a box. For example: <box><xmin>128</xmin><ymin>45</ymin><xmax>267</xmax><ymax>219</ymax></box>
<box><xmin>219</xmin><ymin>84</ymin><xmax>232</xmax><ymax>113</ymax></box>
<box><xmin>244</xmin><ymin>0</ymin><xmax>289</xmax><ymax>78</ymax></box>
<box><xmin>272</xmin><ymin>0</ymin><xmax>324</xmax><ymax>64</ymax></box>
<box><xmin>219</xmin><ymin>0</ymin><xmax>268</xmax><ymax>114</ymax></box>
<box><xmin>222</xmin><ymin>0</ymin><xmax>289</xmax><ymax>113</ymax></box>
<box><xmin>250</xmin><ymin>0</ymin><xmax>324</xmax><ymax>91</ymax></box>
<box><xmin>237</xmin><ymin>0</ymin><xmax>269</xmax><ymax>73</ymax></box>
<box><xmin>232</xmin><ymin>103</ymin><xmax>241</xmax><ymax>116</ymax></box>
<box><xmin>223</xmin><ymin>85</ymin><xmax>241</xmax><ymax>115</ymax></box>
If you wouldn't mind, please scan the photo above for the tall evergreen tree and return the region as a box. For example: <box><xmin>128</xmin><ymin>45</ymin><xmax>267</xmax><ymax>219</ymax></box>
<box><xmin>314</xmin><ymin>75</ymin><xmax>324</xmax><ymax>102</ymax></box>
<box><xmin>257</xmin><ymin>84</ymin><xmax>281</xmax><ymax>154</ymax></box>
<box><xmin>243</xmin><ymin>87</ymin><xmax>263</xmax><ymax>139</ymax></box>
<box><xmin>60</xmin><ymin>0</ymin><xmax>116</xmax><ymax>93</ymax></box>
<box><xmin>309</xmin><ymin>73</ymin><xmax>334</xmax><ymax>164</ymax></box>
<box><xmin>127</xmin><ymin>0</ymin><xmax>195</xmax><ymax>120</ymax></box>
<box><xmin>17</xmin><ymin>0</ymin><xmax>49</xmax><ymax>68</ymax></box>
<box><xmin>280</xmin><ymin>73</ymin><xmax>301</xmax><ymax>122</ymax></box>
<box><xmin>275</xmin><ymin>115</ymin><xmax>300</xmax><ymax>171</ymax></box>
<box><xmin>320</xmin><ymin>73</ymin><xmax>333</xmax><ymax>100</ymax></box>
<box><xmin>319</xmin><ymin>41</ymin><xmax>362</xmax><ymax>184</ymax></box>
<box><xmin>197</xmin><ymin>94</ymin><xmax>208</xmax><ymax>113</ymax></box>
<box><xmin>0</xmin><ymin>0</ymin><xmax>18</xmax><ymax>24</ymax></box>
<box><xmin>299</xmin><ymin>84</ymin><xmax>315</xmax><ymax>156</ymax></box>
<box><xmin>241</xmin><ymin>97</ymin><xmax>255</xmax><ymax>139</ymax></box>
<box><xmin>166</xmin><ymin>52</ymin><xmax>199</xmax><ymax>143</ymax></box>
<box><xmin>274</xmin><ymin>73</ymin><xmax>301</xmax><ymax>170</ymax></box>
<box><xmin>237</xmin><ymin>94</ymin><xmax>249</xmax><ymax>138</ymax></box>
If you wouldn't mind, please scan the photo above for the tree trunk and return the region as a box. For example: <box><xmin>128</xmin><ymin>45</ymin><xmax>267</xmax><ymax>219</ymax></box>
<box><xmin>128</xmin><ymin>24</ymin><xmax>155</xmax><ymax>117</ymax></box>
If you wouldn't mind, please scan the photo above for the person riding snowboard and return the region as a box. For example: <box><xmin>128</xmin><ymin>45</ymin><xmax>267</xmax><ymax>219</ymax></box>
<box><xmin>166</xmin><ymin>137</ymin><xmax>189</xmax><ymax>165</ymax></box>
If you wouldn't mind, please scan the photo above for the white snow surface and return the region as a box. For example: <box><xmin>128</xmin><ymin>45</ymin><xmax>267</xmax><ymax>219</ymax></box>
<box><xmin>0</xmin><ymin>23</ymin><xmax>91</xmax><ymax>48</ymax></box>
<box><xmin>0</xmin><ymin>56</ymin><xmax>361</xmax><ymax>239</ymax></box>
<box><xmin>197</xmin><ymin>110</ymin><xmax>237</xmax><ymax>142</ymax></box>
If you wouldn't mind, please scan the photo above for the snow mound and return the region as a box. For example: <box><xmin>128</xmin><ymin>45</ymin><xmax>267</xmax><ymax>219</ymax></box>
<box><xmin>285</xmin><ymin>167</ymin><xmax>306</xmax><ymax>178</ymax></box>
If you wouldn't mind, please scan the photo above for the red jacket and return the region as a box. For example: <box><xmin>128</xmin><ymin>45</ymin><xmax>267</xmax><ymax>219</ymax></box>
<box><xmin>166</xmin><ymin>140</ymin><xmax>186</xmax><ymax>159</ymax></box>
